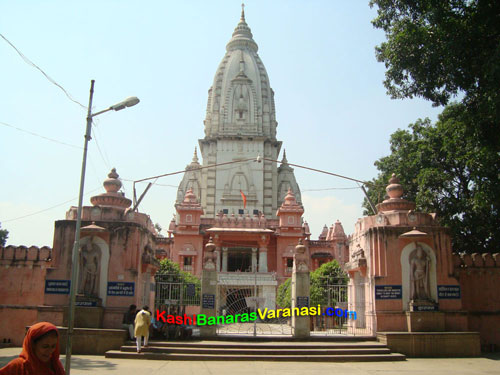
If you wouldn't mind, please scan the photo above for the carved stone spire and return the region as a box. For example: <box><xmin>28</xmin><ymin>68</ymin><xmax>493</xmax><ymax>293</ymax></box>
<box><xmin>192</xmin><ymin>147</ymin><xmax>199</xmax><ymax>164</ymax></box>
<box><xmin>282</xmin><ymin>149</ymin><xmax>288</xmax><ymax>164</ymax></box>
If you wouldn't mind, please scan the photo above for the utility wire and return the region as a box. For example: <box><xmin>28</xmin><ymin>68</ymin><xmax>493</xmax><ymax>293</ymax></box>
<box><xmin>0</xmin><ymin>33</ymin><xmax>86</xmax><ymax>110</ymax></box>
<box><xmin>2</xmin><ymin>186</ymin><xmax>102</xmax><ymax>223</ymax></box>
<box><xmin>1</xmin><ymin>120</ymin><xmax>82</xmax><ymax>149</ymax></box>
<box><xmin>302</xmin><ymin>187</ymin><xmax>360</xmax><ymax>192</ymax></box>
<box><xmin>91</xmin><ymin>126</ymin><xmax>112</xmax><ymax>170</ymax></box>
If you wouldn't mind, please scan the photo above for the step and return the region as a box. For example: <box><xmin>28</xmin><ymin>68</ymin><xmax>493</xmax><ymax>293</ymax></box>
<box><xmin>119</xmin><ymin>345</ymin><xmax>392</xmax><ymax>355</ymax></box>
<box><xmin>105</xmin><ymin>351</ymin><xmax>406</xmax><ymax>362</ymax></box>
<box><xmin>131</xmin><ymin>341</ymin><xmax>387</xmax><ymax>350</ymax></box>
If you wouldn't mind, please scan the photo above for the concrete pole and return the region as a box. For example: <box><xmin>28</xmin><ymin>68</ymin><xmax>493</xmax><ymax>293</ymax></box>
<box><xmin>222</xmin><ymin>247</ymin><xmax>228</xmax><ymax>272</ymax></box>
<box><xmin>291</xmin><ymin>239</ymin><xmax>310</xmax><ymax>338</ymax></box>
<box><xmin>200</xmin><ymin>238</ymin><xmax>217</xmax><ymax>338</ymax></box>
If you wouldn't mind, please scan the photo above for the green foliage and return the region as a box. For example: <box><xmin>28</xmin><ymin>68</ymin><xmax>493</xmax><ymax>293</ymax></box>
<box><xmin>363</xmin><ymin>103</ymin><xmax>500</xmax><ymax>253</ymax></box>
<box><xmin>276</xmin><ymin>260</ymin><xmax>348</xmax><ymax>309</ymax></box>
<box><xmin>0</xmin><ymin>223</ymin><xmax>8</xmax><ymax>247</ymax></box>
<box><xmin>157</xmin><ymin>258</ymin><xmax>200</xmax><ymax>287</ymax></box>
<box><xmin>154</xmin><ymin>223</ymin><xmax>162</xmax><ymax>234</ymax></box>
<box><xmin>310</xmin><ymin>260</ymin><xmax>348</xmax><ymax>307</ymax></box>
<box><xmin>276</xmin><ymin>278</ymin><xmax>291</xmax><ymax>308</ymax></box>
<box><xmin>370</xmin><ymin>0</ymin><xmax>500</xmax><ymax>148</ymax></box>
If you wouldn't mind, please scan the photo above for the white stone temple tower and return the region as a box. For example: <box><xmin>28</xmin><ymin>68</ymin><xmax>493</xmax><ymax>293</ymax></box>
<box><xmin>177</xmin><ymin>6</ymin><xmax>301</xmax><ymax>218</ymax></box>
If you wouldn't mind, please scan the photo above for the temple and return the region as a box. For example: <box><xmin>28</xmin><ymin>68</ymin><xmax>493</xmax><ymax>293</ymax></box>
<box><xmin>1</xmin><ymin>5</ymin><xmax>498</xmax><ymax>357</ymax></box>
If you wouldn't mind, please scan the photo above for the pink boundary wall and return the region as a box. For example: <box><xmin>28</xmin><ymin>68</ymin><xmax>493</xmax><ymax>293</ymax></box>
<box><xmin>453</xmin><ymin>253</ymin><xmax>500</xmax><ymax>351</ymax></box>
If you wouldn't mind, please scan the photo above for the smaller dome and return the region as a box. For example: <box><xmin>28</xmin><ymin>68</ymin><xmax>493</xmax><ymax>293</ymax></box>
<box><xmin>103</xmin><ymin>168</ymin><xmax>122</xmax><ymax>193</ymax></box>
<box><xmin>376</xmin><ymin>172</ymin><xmax>416</xmax><ymax>213</ymax></box>
<box><xmin>90</xmin><ymin>168</ymin><xmax>131</xmax><ymax>209</ymax></box>
<box><xmin>319</xmin><ymin>225</ymin><xmax>328</xmax><ymax>240</ymax></box>
<box><xmin>283</xmin><ymin>189</ymin><xmax>297</xmax><ymax>206</ymax></box>
<box><xmin>183</xmin><ymin>189</ymin><xmax>198</xmax><ymax>204</ymax></box>
<box><xmin>333</xmin><ymin>220</ymin><xmax>346</xmax><ymax>237</ymax></box>
<box><xmin>386</xmin><ymin>173</ymin><xmax>403</xmax><ymax>199</ymax></box>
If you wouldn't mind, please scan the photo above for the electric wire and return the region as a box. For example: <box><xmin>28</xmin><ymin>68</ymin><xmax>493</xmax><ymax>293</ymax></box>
<box><xmin>0</xmin><ymin>33</ymin><xmax>86</xmax><ymax>110</ymax></box>
<box><xmin>2</xmin><ymin>186</ymin><xmax>102</xmax><ymax>223</ymax></box>
<box><xmin>91</xmin><ymin>126</ymin><xmax>112</xmax><ymax>171</ymax></box>
<box><xmin>0</xmin><ymin>120</ymin><xmax>82</xmax><ymax>149</ymax></box>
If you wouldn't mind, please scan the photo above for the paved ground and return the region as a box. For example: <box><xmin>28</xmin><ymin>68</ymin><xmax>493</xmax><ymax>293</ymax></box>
<box><xmin>1</xmin><ymin>347</ymin><xmax>499</xmax><ymax>374</ymax></box>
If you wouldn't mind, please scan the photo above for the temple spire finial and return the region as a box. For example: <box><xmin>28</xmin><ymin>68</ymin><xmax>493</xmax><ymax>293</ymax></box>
<box><xmin>241</xmin><ymin>2</ymin><xmax>245</xmax><ymax>21</ymax></box>
<box><xmin>193</xmin><ymin>146</ymin><xmax>198</xmax><ymax>161</ymax></box>
<box><xmin>282</xmin><ymin>149</ymin><xmax>288</xmax><ymax>163</ymax></box>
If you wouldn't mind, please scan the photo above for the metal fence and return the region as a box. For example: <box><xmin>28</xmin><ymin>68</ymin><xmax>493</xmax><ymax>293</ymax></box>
<box><xmin>154</xmin><ymin>273</ymin><xmax>200</xmax><ymax>313</ymax></box>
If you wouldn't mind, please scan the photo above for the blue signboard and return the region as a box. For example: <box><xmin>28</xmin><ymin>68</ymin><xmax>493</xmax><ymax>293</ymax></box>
<box><xmin>107</xmin><ymin>282</ymin><xmax>134</xmax><ymax>296</ymax></box>
<box><xmin>45</xmin><ymin>280</ymin><xmax>70</xmax><ymax>294</ymax></box>
<box><xmin>296</xmin><ymin>296</ymin><xmax>309</xmax><ymax>308</ymax></box>
<box><xmin>202</xmin><ymin>294</ymin><xmax>215</xmax><ymax>309</ymax></box>
<box><xmin>186</xmin><ymin>283</ymin><xmax>196</xmax><ymax>297</ymax></box>
<box><xmin>438</xmin><ymin>285</ymin><xmax>461</xmax><ymax>299</ymax></box>
<box><xmin>375</xmin><ymin>285</ymin><xmax>402</xmax><ymax>299</ymax></box>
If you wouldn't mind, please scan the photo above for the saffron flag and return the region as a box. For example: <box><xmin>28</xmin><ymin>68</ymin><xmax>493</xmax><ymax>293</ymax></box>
<box><xmin>240</xmin><ymin>190</ymin><xmax>247</xmax><ymax>209</ymax></box>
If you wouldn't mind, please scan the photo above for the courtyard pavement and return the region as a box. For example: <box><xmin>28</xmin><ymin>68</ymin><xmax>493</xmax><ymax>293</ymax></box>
<box><xmin>1</xmin><ymin>347</ymin><xmax>499</xmax><ymax>374</ymax></box>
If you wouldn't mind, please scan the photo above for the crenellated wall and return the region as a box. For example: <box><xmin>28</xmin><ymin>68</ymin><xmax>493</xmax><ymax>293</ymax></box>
<box><xmin>452</xmin><ymin>252</ymin><xmax>500</xmax><ymax>351</ymax></box>
<box><xmin>0</xmin><ymin>246</ymin><xmax>53</xmax><ymax>345</ymax></box>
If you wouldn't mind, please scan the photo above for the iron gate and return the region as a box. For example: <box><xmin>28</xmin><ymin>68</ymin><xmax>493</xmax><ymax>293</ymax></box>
<box><xmin>154</xmin><ymin>273</ymin><xmax>200</xmax><ymax>314</ymax></box>
<box><xmin>216</xmin><ymin>272</ymin><xmax>292</xmax><ymax>336</ymax></box>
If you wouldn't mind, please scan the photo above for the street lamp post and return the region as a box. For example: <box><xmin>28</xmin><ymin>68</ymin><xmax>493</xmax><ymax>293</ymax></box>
<box><xmin>65</xmin><ymin>80</ymin><xmax>139</xmax><ymax>374</ymax></box>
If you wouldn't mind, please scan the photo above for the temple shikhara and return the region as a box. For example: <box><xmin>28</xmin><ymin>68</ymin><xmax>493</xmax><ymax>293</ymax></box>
<box><xmin>0</xmin><ymin>5</ymin><xmax>499</xmax><ymax>360</ymax></box>
<box><xmin>168</xmin><ymin>7</ymin><xmax>347</xmax><ymax>284</ymax></box>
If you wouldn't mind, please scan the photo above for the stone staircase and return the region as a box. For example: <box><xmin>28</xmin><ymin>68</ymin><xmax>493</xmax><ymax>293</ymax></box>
<box><xmin>105</xmin><ymin>339</ymin><xmax>406</xmax><ymax>362</ymax></box>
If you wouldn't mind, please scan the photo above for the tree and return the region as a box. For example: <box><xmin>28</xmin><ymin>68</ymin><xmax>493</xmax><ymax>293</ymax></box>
<box><xmin>0</xmin><ymin>223</ymin><xmax>8</xmax><ymax>246</ymax></box>
<box><xmin>363</xmin><ymin>103</ymin><xmax>500</xmax><ymax>253</ymax></box>
<box><xmin>310</xmin><ymin>260</ymin><xmax>348</xmax><ymax>307</ymax></box>
<box><xmin>156</xmin><ymin>258</ymin><xmax>201</xmax><ymax>308</ymax></box>
<box><xmin>370</xmin><ymin>0</ymin><xmax>500</xmax><ymax>148</ymax></box>
<box><xmin>157</xmin><ymin>258</ymin><xmax>200</xmax><ymax>286</ymax></box>
<box><xmin>154</xmin><ymin>223</ymin><xmax>162</xmax><ymax>234</ymax></box>
<box><xmin>276</xmin><ymin>278</ymin><xmax>291</xmax><ymax>308</ymax></box>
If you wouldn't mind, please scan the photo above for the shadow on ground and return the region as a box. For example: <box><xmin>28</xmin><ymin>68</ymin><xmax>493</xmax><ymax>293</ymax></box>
<box><xmin>61</xmin><ymin>357</ymin><xmax>118</xmax><ymax>370</ymax></box>
<box><xmin>1</xmin><ymin>355</ymin><xmax>117</xmax><ymax>371</ymax></box>
<box><xmin>482</xmin><ymin>352</ymin><xmax>500</xmax><ymax>361</ymax></box>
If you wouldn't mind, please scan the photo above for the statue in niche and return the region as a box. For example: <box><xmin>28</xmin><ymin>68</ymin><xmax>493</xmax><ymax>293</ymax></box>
<box><xmin>79</xmin><ymin>241</ymin><xmax>100</xmax><ymax>297</ymax></box>
<box><xmin>409</xmin><ymin>245</ymin><xmax>431</xmax><ymax>301</ymax></box>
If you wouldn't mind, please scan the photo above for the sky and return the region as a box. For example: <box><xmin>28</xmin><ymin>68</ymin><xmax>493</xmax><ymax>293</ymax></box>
<box><xmin>0</xmin><ymin>1</ymin><xmax>444</xmax><ymax>247</ymax></box>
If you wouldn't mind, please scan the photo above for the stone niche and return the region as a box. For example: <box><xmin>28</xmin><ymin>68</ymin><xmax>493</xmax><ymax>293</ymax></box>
<box><xmin>400</xmin><ymin>242</ymin><xmax>438</xmax><ymax>312</ymax></box>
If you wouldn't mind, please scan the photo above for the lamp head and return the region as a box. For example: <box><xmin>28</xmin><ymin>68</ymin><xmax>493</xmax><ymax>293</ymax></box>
<box><xmin>110</xmin><ymin>96</ymin><xmax>140</xmax><ymax>111</ymax></box>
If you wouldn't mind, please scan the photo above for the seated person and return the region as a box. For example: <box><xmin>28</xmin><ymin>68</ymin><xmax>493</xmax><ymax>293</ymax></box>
<box><xmin>150</xmin><ymin>313</ymin><xmax>165</xmax><ymax>339</ymax></box>
<box><xmin>122</xmin><ymin>304</ymin><xmax>136</xmax><ymax>340</ymax></box>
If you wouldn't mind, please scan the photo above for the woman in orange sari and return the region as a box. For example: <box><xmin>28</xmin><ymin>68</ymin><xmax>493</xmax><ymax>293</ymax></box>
<box><xmin>0</xmin><ymin>322</ymin><xmax>65</xmax><ymax>375</ymax></box>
